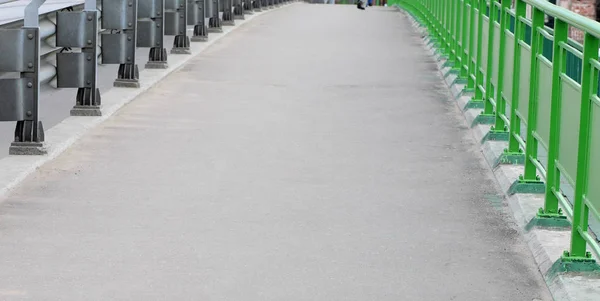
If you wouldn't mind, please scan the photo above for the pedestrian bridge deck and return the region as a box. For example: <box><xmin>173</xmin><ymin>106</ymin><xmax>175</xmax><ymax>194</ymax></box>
<box><xmin>0</xmin><ymin>4</ymin><xmax>552</xmax><ymax>300</ymax></box>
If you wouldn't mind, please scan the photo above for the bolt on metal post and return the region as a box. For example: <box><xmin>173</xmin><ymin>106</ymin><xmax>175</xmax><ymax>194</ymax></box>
<box><xmin>188</xmin><ymin>0</ymin><xmax>209</xmax><ymax>41</ymax></box>
<box><xmin>0</xmin><ymin>0</ymin><xmax>47</xmax><ymax>155</ymax></box>
<box><xmin>56</xmin><ymin>0</ymin><xmax>102</xmax><ymax>116</ymax></box>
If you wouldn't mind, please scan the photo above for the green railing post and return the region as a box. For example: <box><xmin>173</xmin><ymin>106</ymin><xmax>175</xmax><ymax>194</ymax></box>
<box><xmin>565</xmin><ymin>32</ymin><xmax>599</xmax><ymax>262</ymax></box>
<box><xmin>510</xmin><ymin>6</ymin><xmax>546</xmax><ymax>194</ymax></box>
<box><xmin>397</xmin><ymin>0</ymin><xmax>600</xmax><ymax>271</ymax></box>
<box><xmin>499</xmin><ymin>0</ymin><xmax>526</xmax><ymax>165</ymax></box>
<box><xmin>467</xmin><ymin>0</ymin><xmax>477</xmax><ymax>90</ymax></box>
<box><xmin>435</xmin><ymin>0</ymin><xmax>442</xmax><ymax>47</ymax></box>
<box><xmin>481</xmin><ymin>0</ymin><xmax>497</xmax><ymax>123</ymax></box>
<box><xmin>471</xmin><ymin>0</ymin><xmax>486</xmax><ymax>108</ymax></box>
<box><xmin>451</xmin><ymin>0</ymin><xmax>461</xmax><ymax>73</ymax></box>
<box><xmin>459</xmin><ymin>0</ymin><xmax>470</xmax><ymax>81</ymax></box>
<box><xmin>485</xmin><ymin>0</ymin><xmax>511</xmax><ymax>141</ymax></box>
<box><xmin>539</xmin><ymin>18</ymin><xmax>568</xmax><ymax>221</ymax></box>
<box><xmin>443</xmin><ymin>0</ymin><xmax>451</xmax><ymax>58</ymax></box>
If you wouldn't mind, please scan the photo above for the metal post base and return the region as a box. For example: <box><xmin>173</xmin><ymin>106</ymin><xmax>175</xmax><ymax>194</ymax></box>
<box><xmin>171</xmin><ymin>35</ymin><xmax>191</xmax><ymax>54</ymax></box>
<box><xmin>146</xmin><ymin>47</ymin><xmax>168</xmax><ymax>69</ymax></box>
<box><xmin>114</xmin><ymin>64</ymin><xmax>140</xmax><ymax>88</ymax></box>
<box><xmin>243</xmin><ymin>2</ymin><xmax>254</xmax><ymax>13</ymax></box>
<box><xmin>10</xmin><ymin>121</ymin><xmax>46</xmax><ymax>155</ymax></box>
<box><xmin>71</xmin><ymin>106</ymin><xmax>102</xmax><ymax>116</ymax></box>
<box><xmin>191</xmin><ymin>24</ymin><xmax>208</xmax><ymax>42</ymax></box>
<box><xmin>222</xmin><ymin>10</ymin><xmax>235</xmax><ymax>26</ymax></box>
<box><xmin>71</xmin><ymin>88</ymin><xmax>102</xmax><ymax>116</ymax></box>
<box><xmin>9</xmin><ymin>142</ymin><xmax>47</xmax><ymax>155</ymax></box>
<box><xmin>208</xmin><ymin>17</ymin><xmax>223</xmax><ymax>33</ymax></box>
<box><xmin>234</xmin><ymin>5</ymin><xmax>245</xmax><ymax>19</ymax></box>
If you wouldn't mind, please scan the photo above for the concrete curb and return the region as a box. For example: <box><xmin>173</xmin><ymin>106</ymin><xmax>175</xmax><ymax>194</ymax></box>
<box><xmin>400</xmin><ymin>9</ymin><xmax>600</xmax><ymax>301</ymax></box>
<box><xmin>0</xmin><ymin>2</ymin><xmax>300</xmax><ymax>203</ymax></box>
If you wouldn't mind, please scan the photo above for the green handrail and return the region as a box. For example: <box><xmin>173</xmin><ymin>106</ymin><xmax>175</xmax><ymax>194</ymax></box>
<box><xmin>395</xmin><ymin>0</ymin><xmax>600</xmax><ymax>267</ymax></box>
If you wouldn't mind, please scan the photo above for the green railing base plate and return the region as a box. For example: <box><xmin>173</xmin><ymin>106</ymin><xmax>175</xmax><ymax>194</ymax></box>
<box><xmin>435</xmin><ymin>52</ymin><xmax>448</xmax><ymax>61</ymax></box>
<box><xmin>547</xmin><ymin>254</ymin><xmax>600</xmax><ymax>277</ymax></box>
<box><xmin>525</xmin><ymin>214</ymin><xmax>571</xmax><ymax>231</ymax></box>
<box><xmin>442</xmin><ymin>68</ymin><xmax>459</xmax><ymax>79</ymax></box>
<box><xmin>508</xmin><ymin>179</ymin><xmax>545</xmax><ymax>195</ymax></box>
<box><xmin>493</xmin><ymin>152</ymin><xmax>525</xmax><ymax>168</ymax></box>
<box><xmin>471</xmin><ymin>114</ymin><xmax>495</xmax><ymax>128</ymax></box>
<box><xmin>463</xmin><ymin>99</ymin><xmax>484</xmax><ymax>110</ymax></box>
<box><xmin>481</xmin><ymin>130</ymin><xmax>509</xmax><ymax>144</ymax></box>
<box><xmin>441</xmin><ymin>60</ymin><xmax>456</xmax><ymax>69</ymax></box>
<box><xmin>453</xmin><ymin>77</ymin><xmax>468</xmax><ymax>85</ymax></box>
<box><xmin>426</xmin><ymin>38</ymin><xmax>438</xmax><ymax>46</ymax></box>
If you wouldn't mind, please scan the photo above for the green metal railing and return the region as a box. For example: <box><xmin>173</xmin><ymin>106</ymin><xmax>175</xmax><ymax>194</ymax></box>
<box><xmin>393</xmin><ymin>0</ymin><xmax>600</xmax><ymax>266</ymax></box>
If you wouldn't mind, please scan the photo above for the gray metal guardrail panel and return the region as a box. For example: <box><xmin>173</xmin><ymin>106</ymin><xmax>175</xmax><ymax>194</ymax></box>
<box><xmin>0</xmin><ymin>0</ymin><xmax>86</xmax><ymax>26</ymax></box>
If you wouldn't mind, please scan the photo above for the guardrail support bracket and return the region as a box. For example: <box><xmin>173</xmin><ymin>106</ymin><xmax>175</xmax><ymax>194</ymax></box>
<box><xmin>208</xmin><ymin>0</ymin><xmax>223</xmax><ymax>33</ymax></box>
<box><xmin>102</xmin><ymin>0</ymin><xmax>140</xmax><ymax>88</ymax></box>
<box><xmin>189</xmin><ymin>0</ymin><xmax>209</xmax><ymax>42</ymax></box>
<box><xmin>222</xmin><ymin>0</ymin><xmax>234</xmax><ymax>25</ymax></box>
<box><xmin>166</xmin><ymin>0</ymin><xmax>191</xmax><ymax>54</ymax></box>
<box><xmin>1</xmin><ymin>0</ymin><xmax>48</xmax><ymax>155</ymax></box>
<box><xmin>56</xmin><ymin>7</ymin><xmax>102</xmax><ymax>116</ymax></box>
<box><xmin>138</xmin><ymin>0</ymin><xmax>168</xmax><ymax>69</ymax></box>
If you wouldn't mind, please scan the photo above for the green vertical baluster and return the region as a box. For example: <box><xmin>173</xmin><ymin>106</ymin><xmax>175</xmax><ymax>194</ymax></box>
<box><xmin>451</xmin><ymin>0</ymin><xmax>461</xmax><ymax>72</ymax></box>
<box><xmin>467</xmin><ymin>0</ymin><xmax>477</xmax><ymax>91</ymax></box>
<box><xmin>483</xmin><ymin>0</ymin><xmax>511</xmax><ymax>141</ymax></box>
<box><xmin>498</xmin><ymin>0</ymin><xmax>526</xmax><ymax>165</ymax></box>
<box><xmin>509</xmin><ymin>7</ymin><xmax>545</xmax><ymax>194</ymax></box>
<box><xmin>537</xmin><ymin>19</ymin><xmax>569</xmax><ymax>224</ymax></box>
<box><xmin>477</xmin><ymin>0</ymin><xmax>497</xmax><ymax>125</ymax></box>
<box><xmin>435</xmin><ymin>0</ymin><xmax>441</xmax><ymax>46</ymax></box>
<box><xmin>469</xmin><ymin>0</ymin><xmax>486</xmax><ymax>109</ymax></box>
<box><xmin>460</xmin><ymin>0</ymin><xmax>470</xmax><ymax>81</ymax></box>
<box><xmin>564</xmin><ymin>32</ymin><xmax>600</xmax><ymax>264</ymax></box>
<box><xmin>443</xmin><ymin>0</ymin><xmax>451</xmax><ymax>59</ymax></box>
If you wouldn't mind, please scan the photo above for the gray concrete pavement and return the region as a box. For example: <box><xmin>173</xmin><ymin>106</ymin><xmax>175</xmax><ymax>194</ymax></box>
<box><xmin>0</xmin><ymin>4</ymin><xmax>552</xmax><ymax>300</ymax></box>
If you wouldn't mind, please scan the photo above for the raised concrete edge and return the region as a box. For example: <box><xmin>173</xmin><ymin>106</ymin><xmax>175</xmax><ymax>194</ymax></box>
<box><xmin>0</xmin><ymin>1</ymin><xmax>300</xmax><ymax>203</ymax></box>
<box><xmin>399</xmin><ymin>8</ymin><xmax>600</xmax><ymax>301</ymax></box>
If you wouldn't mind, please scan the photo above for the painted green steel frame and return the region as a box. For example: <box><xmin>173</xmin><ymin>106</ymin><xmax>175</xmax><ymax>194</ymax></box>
<box><xmin>394</xmin><ymin>0</ymin><xmax>600</xmax><ymax>268</ymax></box>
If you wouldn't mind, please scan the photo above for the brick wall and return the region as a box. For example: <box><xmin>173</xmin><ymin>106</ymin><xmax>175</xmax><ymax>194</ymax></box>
<box><xmin>566</xmin><ymin>0</ymin><xmax>597</xmax><ymax>41</ymax></box>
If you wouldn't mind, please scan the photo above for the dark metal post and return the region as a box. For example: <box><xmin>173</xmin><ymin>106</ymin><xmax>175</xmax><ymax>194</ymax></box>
<box><xmin>166</xmin><ymin>0</ymin><xmax>191</xmax><ymax>54</ymax></box>
<box><xmin>208</xmin><ymin>0</ymin><xmax>222</xmax><ymax>32</ymax></box>
<box><xmin>243</xmin><ymin>0</ymin><xmax>254</xmax><ymax>14</ymax></box>
<box><xmin>222</xmin><ymin>0</ymin><xmax>234</xmax><ymax>25</ymax></box>
<box><xmin>253</xmin><ymin>0</ymin><xmax>262</xmax><ymax>11</ymax></box>
<box><xmin>189</xmin><ymin>0</ymin><xmax>209</xmax><ymax>41</ymax></box>
<box><xmin>233</xmin><ymin>0</ymin><xmax>245</xmax><ymax>19</ymax></box>
<box><xmin>56</xmin><ymin>0</ymin><xmax>102</xmax><ymax>116</ymax></box>
<box><xmin>138</xmin><ymin>0</ymin><xmax>168</xmax><ymax>69</ymax></box>
<box><xmin>0</xmin><ymin>0</ymin><xmax>47</xmax><ymax>155</ymax></box>
<box><xmin>102</xmin><ymin>0</ymin><xmax>140</xmax><ymax>88</ymax></box>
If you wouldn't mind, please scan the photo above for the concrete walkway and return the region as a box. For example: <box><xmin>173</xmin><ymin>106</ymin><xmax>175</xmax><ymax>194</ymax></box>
<box><xmin>0</xmin><ymin>4</ymin><xmax>551</xmax><ymax>301</ymax></box>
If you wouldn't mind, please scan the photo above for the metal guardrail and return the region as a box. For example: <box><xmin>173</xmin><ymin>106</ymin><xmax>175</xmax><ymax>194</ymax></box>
<box><xmin>394</xmin><ymin>0</ymin><xmax>600</xmax><ymax>270</ymax></box>
<box><xmin>0</xmin><ymin>1</ymin><xmax>90</xmax><ymax>87</ymax></box>
<box><xmin>0</xmin><ymin>0</ymin><xmax>290</xmax><ymax>155</ymax></box>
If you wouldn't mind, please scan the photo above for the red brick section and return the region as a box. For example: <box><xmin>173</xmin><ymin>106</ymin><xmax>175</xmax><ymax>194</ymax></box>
<box><xmin>569</xmin><ymin>0</ymin><xmax>597</xmax><ymax>41</ymax></box>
